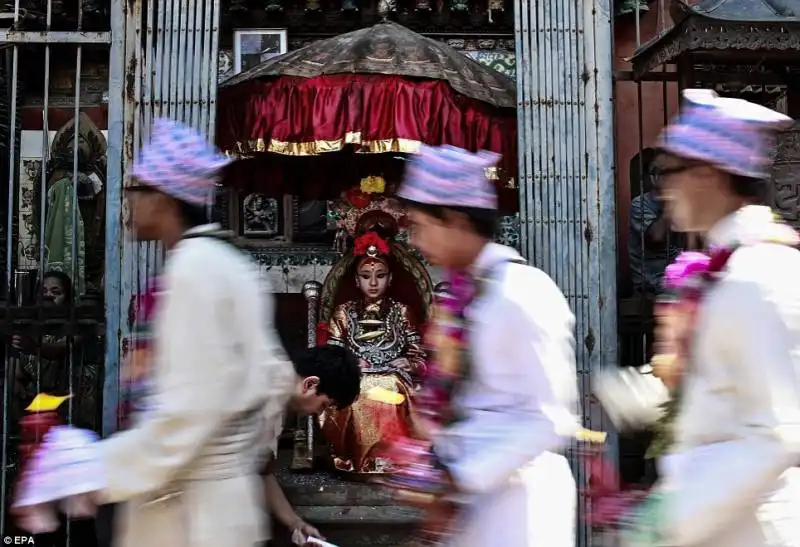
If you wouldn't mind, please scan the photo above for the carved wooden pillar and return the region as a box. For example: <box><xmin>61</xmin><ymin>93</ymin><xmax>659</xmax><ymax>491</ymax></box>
<box><xmin>292</xmin><ymin>280</ymin><xmax>323</xmax><ymax>471</ymax></box>
<box><xmin>676</xmin><ymin>55</ymin><xmax>695</xmax><ymax>93</ymax></box>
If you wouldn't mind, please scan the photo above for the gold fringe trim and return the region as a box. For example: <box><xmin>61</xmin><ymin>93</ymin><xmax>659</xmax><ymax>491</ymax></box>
<box><xmin>225</xmin><ymin>132</ymin><xmax>420</xmax><ymax>157</ymax></box>
<box><xmin>224</xmin><ymin>134</ymin><xmax>516</xmax><ymax>189</ymax></box>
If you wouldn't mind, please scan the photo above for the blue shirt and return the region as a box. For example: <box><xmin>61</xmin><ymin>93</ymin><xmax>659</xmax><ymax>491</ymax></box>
<box><xmin>628</xmin><ymin>192</ymin><xmax>680</xmax><ymax>292</ymax></box>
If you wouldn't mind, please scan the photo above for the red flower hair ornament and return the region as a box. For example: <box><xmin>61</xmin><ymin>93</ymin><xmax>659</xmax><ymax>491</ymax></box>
<box><xmin>354</xmin><ymin>231</ymin><xmax>390</xmax><ymax>258</ymax></box>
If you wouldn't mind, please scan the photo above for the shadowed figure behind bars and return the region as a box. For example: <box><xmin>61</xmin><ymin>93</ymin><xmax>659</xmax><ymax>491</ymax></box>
<box><xmin>628</xmin><ymin>149</ymin><xmax>681</xmax><ymax>295</ymax></box>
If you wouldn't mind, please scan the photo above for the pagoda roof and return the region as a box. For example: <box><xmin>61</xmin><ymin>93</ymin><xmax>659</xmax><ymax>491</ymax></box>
<box><xmin>684</xmin><ymin>0</ymin><xmax>799</xmax><ymax>22</ymax></box>
<box><xmin>629</xmin><ymin>0</ymin><xmax>800</xmax><ymax>77</ymax></box>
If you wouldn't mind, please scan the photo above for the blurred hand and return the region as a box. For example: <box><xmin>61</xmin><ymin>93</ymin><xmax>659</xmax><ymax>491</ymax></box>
<box><xmin>652</xmin><ymin>354</ymin><xmax>683</xmax><ymax>391</ymax></box>
<box><xmin>292</xmin><ymin>519</ymin><xmax>325</xmax><ymax>545</ymax></box>
<box><xmin>359</xmin><ymin>358</ymin><xmax>371</xmax><ymax>370</ymax></box>
<box><xmin>418</xmin><ymin>497</ymin><xmax>457</xmax><ymax>540</ymax></box>
<box><xmin>12</xmin><ymin>504</ymin><xmax>60</xmax><ymax>534</ymax></box>
<box><xmin>409</xmin><ymin>415</ymin><xmax>438</xmax><ymax>442</ymax></box>
<box><xmin>394</xmin><ymin>488</ymin><xmax>439</xmax><ymax>510</ymax></box>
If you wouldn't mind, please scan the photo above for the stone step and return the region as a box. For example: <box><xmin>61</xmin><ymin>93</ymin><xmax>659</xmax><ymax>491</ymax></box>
<box><xmin>273</xmin><ymin>450</ymin><xmax>422</xmax><ymax>546</ymax></box>
<box><xmin>280</xmin><ymin>474</ymin><xmax>396</xmax><ymax>506</ymax></box>
<box><xmin>296</xmin><ymin>505</ymin><xmax>422</xmax><ymax>525</ymax></box>
<box><xmin>285</xmin><ymin>505</ymin><xmax>419</xmax><ymax>546</ymax></box>
<box><xmin>270</xmin><ymin>507</ymin><xmax>418</xmax><ymax>546</ymax></box>
<box><xmin>272</xmin><ymin>525</ymin><xmax>413</xmax><ymax>547</ymax></box>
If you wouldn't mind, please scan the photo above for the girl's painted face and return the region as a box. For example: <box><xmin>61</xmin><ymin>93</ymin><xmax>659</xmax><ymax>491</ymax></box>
<box><xmin>356</xmin><ymin>259</ymin><xmax>391</xmax><ymax>301</ymax></box>
<box><xmin>42</xmin><ymin>277</ymin><xmax>67</xmax><ymax>306</ymax></box>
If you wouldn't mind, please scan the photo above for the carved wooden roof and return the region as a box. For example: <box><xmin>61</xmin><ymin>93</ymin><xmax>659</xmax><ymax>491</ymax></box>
<box><xmin>0</xmin><ymin>0</ymin><xmax>108</xmax><ymax>31</ymax></box>
<box><xmin>629</xmin><ymin>0</ymin><xmax>800</xmax><ymax>77</ymax></box>
<box><xmin>221</xmin><ymin>21</ymin><xmax>515</xmax><ymax>108</ymax></box>
<box><xmin>219</xmin><ymin>0</ymin><xmax>515</xmax><ymax>42</ymax></box>
<box><xmin>680</xmin><ymin>0</ymin><xmax>799</xmax><ymax>21</ymax></box>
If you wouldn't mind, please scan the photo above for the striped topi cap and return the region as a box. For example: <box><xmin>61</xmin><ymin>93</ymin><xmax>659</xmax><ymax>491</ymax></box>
<box><xmin>131</xmin><ymin>118</ymin><xmax>231</xmax><ymax>206</ymax></box>
<box><xmin>657</xmin><ymin>89</ymin><xmax>793</xmax><ymax>179</ymax></box>
<box><xmin>397</xmin><ymin>144</ymin><xmax>501</xmax><ymax>210</ymax></box>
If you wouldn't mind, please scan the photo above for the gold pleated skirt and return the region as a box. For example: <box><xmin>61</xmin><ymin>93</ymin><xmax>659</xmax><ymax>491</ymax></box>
<box><xmin>320</xmin><ymin>373</ymin><xmax>416</xmax><ymax>475</ymax></box>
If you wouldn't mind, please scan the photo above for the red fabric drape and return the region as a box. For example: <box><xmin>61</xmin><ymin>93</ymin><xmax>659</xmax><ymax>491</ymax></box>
<box><xmin>217</xmin><ymin>74</ymin><xmax>517</xmax><ymax>176</ymax></box>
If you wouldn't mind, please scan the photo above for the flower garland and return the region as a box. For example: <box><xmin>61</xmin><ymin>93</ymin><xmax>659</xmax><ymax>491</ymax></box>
<box><xmin>382</xmin><ymin>269</ymin><xmax>476</xmax><ymax>545</ymax></box>
<box><xmin>647</xmin><ymin>216</ymin><xmax>800</xmax><ymax>459</ymax></box>
<box><xmin>417</xmin><ymin>270</ymin><xmax>475</xmax><ymax>427</ymax></box>
<box><xmin>384</xmin><ymin>270</ymin><xmax>475</xmax><ymax>474</ymax></box>
<box><xmin>119</xmin><ymin>278</ymin><xmax>162</xmax><ymax>429</ymax></box>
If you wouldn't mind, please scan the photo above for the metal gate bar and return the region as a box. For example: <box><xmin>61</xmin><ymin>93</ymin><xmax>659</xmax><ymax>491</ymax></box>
<box><xmin>514</xmin><ymin>0</ymin><xmax>618</xmax><ymax>545</ymax></box>
<box><xmin>2</xmin><ymin>1</ymin><xmax>119</xmax><ymax>542</ymax></box>
<box><xmin>104</xmin><ymin>0</ymin><xmax>221</xmax><ymax>437</ymax></box>
<box><xmin>0</xmin><ymin>31</ymin><xmax>110</xmax><ymax>44</ymax></box>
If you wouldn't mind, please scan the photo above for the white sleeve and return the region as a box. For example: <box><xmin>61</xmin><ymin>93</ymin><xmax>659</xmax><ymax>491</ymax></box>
<box><xmin>661</xmin><ymin>279</ymin><xmax>800</xmax><ymax>545</ymax></box>
<box><xmin>448</xmin><ymin>267</ymin><xmax>580</xmax><ymax>494</ymax></box>
<box><xmin>98</xmin><ymin>255</ymin><xmax>294</xmax><ymax>503</ymax></box>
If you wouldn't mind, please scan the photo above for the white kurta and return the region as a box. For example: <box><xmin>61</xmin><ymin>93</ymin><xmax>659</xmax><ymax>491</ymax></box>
<box><xmin>435</xmin><ymin>243</ymin><xmax>580</xmax><ymax>547</ymax></box>
<box><xmin>660</xmin><ymin>206</ymin><xmax>800</xmax><ymax>547</ymax></box>
<box><xmin>98</xmin><ymin>224</ymin><xmax>295</xmax><ymax>547</ymax></box>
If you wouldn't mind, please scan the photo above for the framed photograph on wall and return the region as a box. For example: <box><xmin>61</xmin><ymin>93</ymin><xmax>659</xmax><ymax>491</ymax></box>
<box><xmin>233</xmin><ymin>29</ymin><xmax>288</xmax><ymax>74</ymax></box>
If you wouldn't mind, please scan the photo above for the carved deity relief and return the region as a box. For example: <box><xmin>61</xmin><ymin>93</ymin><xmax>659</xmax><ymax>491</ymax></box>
<box><xmin>771</xmin><ymin>125</ymin><xmax>800</xmax><ymax>228</ymax></box>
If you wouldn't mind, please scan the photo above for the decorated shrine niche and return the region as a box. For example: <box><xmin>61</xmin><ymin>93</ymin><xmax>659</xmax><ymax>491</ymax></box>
<box><xmin>289</xmin><ymin>176</ymin><xmax>439</xmax><ymax>472</ymax></box>
<box><xmin>214</xmin><ymin>9</ymin><xmax>518</xmax><ymax>476</ymax></box>
<box><xmin>311</xmin><ymin>189</ymin><xmax>433</xmax><ymax>475</ymax></box>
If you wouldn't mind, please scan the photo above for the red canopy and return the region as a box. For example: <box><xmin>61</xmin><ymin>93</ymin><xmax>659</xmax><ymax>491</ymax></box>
<box><xmin>215</xmin><ymin>22</ymin><xmax>518</xmax><ymax>212</ymax></box>
<box><xmin>217</xmin><ymin>74</ymin><xmax>518</xmax><ymax>212</ymax></box>
<box><xmin>218</xmin><ymin>74</ymin><xmax>515</xmax><ymax>163</ymax></box>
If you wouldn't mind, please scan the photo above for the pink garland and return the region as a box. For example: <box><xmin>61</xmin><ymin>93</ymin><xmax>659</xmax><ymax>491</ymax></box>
<box><xmin>663</xmin><ymin>251</ymin><xmax>711</xmax><ymax>290</ymax></box>
<box><xmin>416</xmin><ymin>269</ymin><xmax>474</xmax><ymax>425</ymax></box>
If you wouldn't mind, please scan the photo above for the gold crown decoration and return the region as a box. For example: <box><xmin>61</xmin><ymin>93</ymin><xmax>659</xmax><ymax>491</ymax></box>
<box><xmin>332</xmin><ymin>195</ymin><xmax>406</xmax><ymax>238</ymax></box>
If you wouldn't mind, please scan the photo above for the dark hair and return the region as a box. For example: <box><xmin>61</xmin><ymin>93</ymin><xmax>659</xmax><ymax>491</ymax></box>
<box><xmin>42</xmin><ymin>270</ymin><xmax>74</xmax><ymax>302</ymax></box>
<box><xmin>399</xmin><ymin>199</ymin><xmax>498</xmax><ymax>239</ymax></box>
<box><xmin>176</xmin><ymin>199</ymin><xmax>211</xmax><ymax>229</ymax></box>
<box><xmin>293</xmin><ymin>345</ymin><xmax>361</xmax><ymax>409</ymax></box>
<box><xmin>730</xmin><ymin>175</ymin><xmax>768</xmax><ymax>203</ymax></box>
